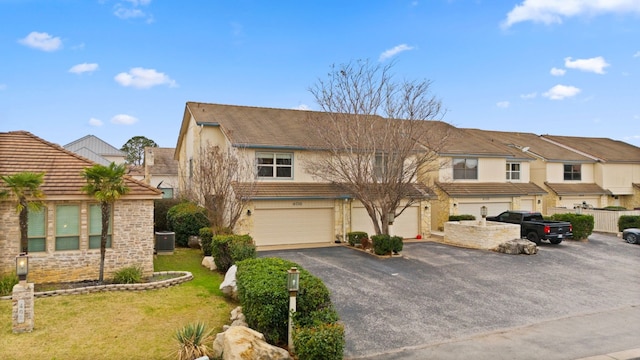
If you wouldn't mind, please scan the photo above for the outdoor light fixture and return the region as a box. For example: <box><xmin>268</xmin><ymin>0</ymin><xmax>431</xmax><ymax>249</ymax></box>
<box><xmin>246</xmin><ymin>209</ymin><xmax>252</xmax><ymax>216</ymax></box>
<box><xmin>287</xmin><ymin>267</ymin><xmax>300</xmax><ymax>352</ymax></box>
<box><xmin>287</xmin><ymin>267</ymin><xmax>300</xmax><ymax>293</ymax></box>
<box><xmin>16</xmin><ymin>253</ymin><xmax>28</xmax><ymax>282</ymax></box>
<box><xmin>480</xmin><ymin>206</ymin><xmax>488</xmax><ymax>219</ymax></box>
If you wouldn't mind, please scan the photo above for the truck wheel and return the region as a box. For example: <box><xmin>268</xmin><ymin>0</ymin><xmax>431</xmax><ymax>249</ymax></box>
<box><xmin>549</xmin><ymin>238</ymin><xmax>562</xmax><ymax>245</ymax></box>
<box><xmin>526</xmin><ymin>232</ymin><xmax>541</xmax><ymax>245</ymax></box>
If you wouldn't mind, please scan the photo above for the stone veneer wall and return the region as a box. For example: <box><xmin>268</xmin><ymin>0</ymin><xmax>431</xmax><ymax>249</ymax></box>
<box><xmin>444</xmin><ymin>220</ymin><xmax>520</xmax><ymax>250</ymax></box>
<box><xmin>0</xmin><ymin>199</ymin><xmax>155</xmax><ymax>284</ymax></box>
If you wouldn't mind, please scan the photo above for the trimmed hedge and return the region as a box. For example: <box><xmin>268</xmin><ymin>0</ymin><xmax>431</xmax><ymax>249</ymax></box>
<box><xmin>371</xmin><ymin>234</ymin><xmax>403</xmax><ymax>255</ymax></box>
<box><xmin>347</xmin><ymin>231</ymin><xmax>368</xmax><ymax>246</ymax></box>
<box><xmin>549</xmin><ymin>213</ymin><xmax>594</xmax><ymax>240</ymax></box>
<box><xmin>235</xmin><ymin>257</ymin><xmax>335</xmax><ymax>346</ymax></box>
<box><xmin>449</xmin><ymin>214</ymin><xmax>476</xmax><ymax>221</ymax></box>
<box><xmin>166</xmin><ymin>202</ymin><xmax>209</xmax><ymax>247</ymax></box>
<box><xmin>293</xmin><ymin>321</ymin><xmax>345</xmax><ymax>360</ymax></box>
<box><xmin>618</xmin><ymin>215</ymin><xmax>640</xmax><ymax>231</ymax></box>
<box><xmin>153</xmin><ymin>198</ymin><xmax>181</xmax><ymax>232</ymax></box>
<box><xmin>199</xmin><ymin>227</ymin><xmax>213</xmax><ymax>256</ymax></box>
<box><xmin>211</xmin><ymin>234</ymin><xmax>256</xmax><ymax>273</ymax></box>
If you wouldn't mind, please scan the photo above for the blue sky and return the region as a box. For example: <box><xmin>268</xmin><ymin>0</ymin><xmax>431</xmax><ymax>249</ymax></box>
<box><xmin>1</xmin><ymin>0</ymin><xmax>640</xmax><ymax>149</ymax></box>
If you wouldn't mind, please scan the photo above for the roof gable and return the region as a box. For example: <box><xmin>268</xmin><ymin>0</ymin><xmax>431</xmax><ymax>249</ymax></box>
<box><xmin>0</xmin><ymin>131</ymin><xmax>161</xmax><ymax>198</ymax></box>
<box><xmin>145</xmin><ymin>147</ymin><xmax>178</xmax><ymax>175</ymax></box>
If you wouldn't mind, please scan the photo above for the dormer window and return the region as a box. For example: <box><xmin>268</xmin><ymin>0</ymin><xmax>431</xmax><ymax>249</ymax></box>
<box><xmin>506</xmin><ymin>162</ymin><xmax>520</xmax><ymax>180</ymax></box>
<box><xmin>257</xmin><ymin>152</ymin><xmax>293</xmax><ymax>179</ymax></box>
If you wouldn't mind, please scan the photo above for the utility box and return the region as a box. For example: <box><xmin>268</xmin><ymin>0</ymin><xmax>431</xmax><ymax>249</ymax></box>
<box><xmin>155</xmin><ymin>231</ymin><xmax>175</xmax><ymax>254</ymax></box>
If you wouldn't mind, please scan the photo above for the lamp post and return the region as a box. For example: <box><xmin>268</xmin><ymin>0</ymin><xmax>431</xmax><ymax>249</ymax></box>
<box><xmin>480</xmin><ymin>206</ymin><xmax>488</xmax><ymax>226</ymax></box>
<box><xmin>16</xmin><ymin>253</ymin><xmax>28</xmax><ymax>284</ymax></box>
<box><xmin>287</xmin><ymin>267</ymin><xmax>300</xmax><ymax>353</ymax></box>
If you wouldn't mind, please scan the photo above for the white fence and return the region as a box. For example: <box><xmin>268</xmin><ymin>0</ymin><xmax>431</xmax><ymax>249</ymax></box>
<box><xmin>547</xmin><ymin>208</ymin><xmax>640</xmax><ymax>234</ymax></box>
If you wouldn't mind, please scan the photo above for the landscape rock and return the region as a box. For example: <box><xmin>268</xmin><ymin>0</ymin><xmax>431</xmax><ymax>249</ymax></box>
<box><xmin>201</xmin><ymin>256</ymin><xmax>217</xmax><ymax>271</ymax></box>
<box><xmin>219</xmin><ymin>265</ymin><xmax>238</xmax><ymax>300</ymax></box>
<box><xmin>219</xmin><ymin>326</ymin><xmax>292</xmax><ymax>360</ymax></box>
<box><xmin>494</xmin><ymin>239</ymin><xmax>537</xmax><ymax>255</ymax></box>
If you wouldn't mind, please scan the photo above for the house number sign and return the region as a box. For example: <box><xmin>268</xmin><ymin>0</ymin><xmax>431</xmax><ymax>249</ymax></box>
<box><xmin>17</xmin><ymin>299</ymin><xmax>25</xmax><ymax>323</ymax></box>
<box><xmin>292</xmin><ymin>201</ymin><xmax>303</xmax><ymax>206</ymax></box>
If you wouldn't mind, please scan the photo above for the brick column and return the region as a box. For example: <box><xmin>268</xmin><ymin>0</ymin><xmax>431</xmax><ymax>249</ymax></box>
<box><xmin>12</xmin><ymin>283</ymin><xmax>34</xmax><ymax>333</ymax></box>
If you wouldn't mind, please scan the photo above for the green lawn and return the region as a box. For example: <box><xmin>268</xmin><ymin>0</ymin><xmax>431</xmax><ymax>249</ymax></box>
<box><xmin>0</xmin><ymin>248</ymin><xmax>234</xmax><ymax>360</ymax></box>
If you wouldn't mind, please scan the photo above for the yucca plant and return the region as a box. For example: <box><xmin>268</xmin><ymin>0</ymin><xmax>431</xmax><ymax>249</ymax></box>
<box><xmin>173</xmin><ymin>322</ymin><xmax>213</xmax><ymax>360</ymax></box>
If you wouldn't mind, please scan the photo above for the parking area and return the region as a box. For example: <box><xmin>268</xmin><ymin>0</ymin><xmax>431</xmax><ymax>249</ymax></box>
<box><xmin>261</xmin><ymin>233</ymin><xmax>640</xmax><ymax>359</ymax></box>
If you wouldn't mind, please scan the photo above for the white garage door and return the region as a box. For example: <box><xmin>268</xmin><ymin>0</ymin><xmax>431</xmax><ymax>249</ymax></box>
<box><xmin>458</xmin><ymin>202</ymin><xmax>511</xmax><ymax>219</ymax></box>
<box><xmin>351</xmin><ymin>204</ymin><xmax>420</xmax><ymax>239</ymax></box>
<box><xmin>252</xmin><ymin>200</ymin><xmax>334</xmax><ymax>246</ymax></box>
<box><xmin>558</xmin><ymin>197</ymin><xmax>599</xmax><ymax>209</ymax></box>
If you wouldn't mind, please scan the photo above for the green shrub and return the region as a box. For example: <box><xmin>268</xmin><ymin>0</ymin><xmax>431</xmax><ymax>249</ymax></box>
<box><xmin>293</xmin><ymin>322</ymin><xmax>345</xmax><ymax>360</ymax></box>
<box><xmin>550</xmin><ymin>213</ymin><xmax>594</xmax><ymax>240</ymax></box>
<box><xmin>166</xmin><ymin>202</ymin><xmax>209</xmax><ymax>247</ymax></box>
<box><xmin>618</xmin><ymin>215</ymin><xmax>640</xmax><ymax>231</ymax></box>
<box><xmin>0</xmin><ymin>272</ymin><xmax>18</xmax><ymax>296</ymax></box>
<box><xmin>449</xmin><ymin>214</ymin><xmax>476</xmax><ymax>221</ymax></box>
<box><xmin>235</xmin><ymin>257</ymin><xmax>333</xmax><ymax>345</ymax></box>
<box><xmin>113</xmin><ymin>265</ymin><xmax>143</xmax><ymax>284</ymax></box>
<box><xmin>602</xmin><ymin>206</ymin><xmax>627</xmax><ymax>211</ymax></box>
<box><xmin>211</xmin><ymin>234</ymin><xmax>256</xmax><ymax>273</ymax></box>
<box><xmin>199</xmin><ymin>227</ymin><xmax>213</xmax><ymax>256</ymax></box>
<box><xmin>154</xmin><ymin>198</ymin><xmax>181</xmax><ymax>232</ymax></box>
<box><xmin>347</xmin><ymin>231</ymin><xmax>368</xmax><ymax>246</ymax></box>
<box><xmin>173</xmin><ymin>322</ymin><xmax>213</xmax><ymax>360</ymax></box>
<box><xmin>370</xmin><ymin>234</ymin><xmax>402</xmax><ymax>255</ymax></box>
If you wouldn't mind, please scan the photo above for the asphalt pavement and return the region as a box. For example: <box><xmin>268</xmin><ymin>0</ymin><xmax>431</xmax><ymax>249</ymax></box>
<box><xmin>260</xmin><ymin>233</ymin><xmax>640</xmax><ymax>360</ymax></box>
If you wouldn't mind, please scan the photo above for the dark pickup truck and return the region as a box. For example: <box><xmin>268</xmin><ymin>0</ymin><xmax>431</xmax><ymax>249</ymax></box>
<box><xmin>486</xmin><ymin>210</ymin><xmax>572</xmax><ymax>245</ymax></box>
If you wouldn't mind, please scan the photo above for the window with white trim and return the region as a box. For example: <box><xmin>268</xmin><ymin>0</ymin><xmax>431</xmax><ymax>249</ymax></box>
<box><xmin>257</xmin><ymin>152</ymin><xmax>293</xmax><ymax>179</ymax></box>
<box><xmin>506</xmin><ymin>162</ymin><xmax>520</xmax><ymax>180</ymax></box>
<box><xmin>28</xmin><ymin>207</ymin><xmax>46</xmax><ymax>252</ymax></box>
<box><xmin>89</xmin><ymin>204</ymin><xmax>112</xmax><ymax>249</ymax></box>
<box><xmin>563</xmin><ymin>164</ymin><xmax>581</xmax><ymax>181</ymax></box>
<box><xmin>55</xmin><ymin>204</ymin><xmax>80</xmax><ymax>251</ymax></box>
<box><xmin>453</xmin><ymin>158</ymin><xmax>478</xmax><ymax>180</ymax></box>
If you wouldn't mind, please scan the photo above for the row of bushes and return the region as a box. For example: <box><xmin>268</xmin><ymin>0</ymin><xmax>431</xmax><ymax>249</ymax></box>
<box><xmin>199</xmin><ymin>229</ymin><xmax>257</xmax><ymax>272</ymax></box>
<box><xmin>618</xmin><ymin>215</ymin><xmax>640</xmax><ymax>231</ymax></box>
<box><xmin>549</xmin><ymin>213</ymin><xmax>594</xmax><ymax>240</ymax></box>
<box><xmin>347</xmin><ymin>232</ymin><xmax>403</xmax><ymax>255</ymax></box>
<box><xmin>236</xmin><ymin>257</ymin><xmax>345</xmax><ymax>359</ymax></box>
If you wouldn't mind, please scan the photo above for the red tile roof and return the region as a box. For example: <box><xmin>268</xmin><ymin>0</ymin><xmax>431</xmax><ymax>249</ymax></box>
<box><xmin>0</xmin><ymin>131</ymin><xmax>162</xmax><ymax>198</ymax></box>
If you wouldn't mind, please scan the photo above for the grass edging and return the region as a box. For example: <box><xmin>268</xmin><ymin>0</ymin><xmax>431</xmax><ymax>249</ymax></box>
<box><xmin>0</xmin><ymin>271</ymin><xmax>192</xmax><ymax>300</ymax></box>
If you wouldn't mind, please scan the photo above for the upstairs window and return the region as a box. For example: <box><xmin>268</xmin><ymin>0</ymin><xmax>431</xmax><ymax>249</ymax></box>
<box><xmin>564</xmin><ymin>164</ymin><xmax>581</xmax><ymax>181</ymax></box>
<box><xmin>506</xmin><ymin>162</ymin><xmax>520</xmax><ymax>180</ymax></box>
<box><xmin>28</xmin><ymin>207</ymin><xmax>47</xmax><ymax>252</ymax></box>
<box><xmin>453</xmin><ymin>158</ymin><xmax>478</xmax><ymax>180</ymax></box>
<box><xmin>257</xmin><ymin>152</ymin><xmax>293</xmax><ymax>179</ymax></box>
<box><xmin>89</xmin><ymin>204</ymin><xmax>112</xmax><ymax>249</ymax></box>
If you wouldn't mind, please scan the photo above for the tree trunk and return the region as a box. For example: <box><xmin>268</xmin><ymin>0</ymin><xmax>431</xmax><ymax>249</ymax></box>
<box><xmin>99</xmin><ymin>202</ymin><xmax>110</xmax><ymax>283</ymax></box>
<box><xmin>19</xmin><ymin>199</ymin><xmax>29</xmax><ymax>253</ymax></box>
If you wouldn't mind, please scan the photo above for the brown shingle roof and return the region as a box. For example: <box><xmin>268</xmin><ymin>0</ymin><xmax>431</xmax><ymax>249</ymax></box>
<box><xmin>463</xmin><ymin>129</ymin><xmax>593</xmax><ymax>162</ymax></box>
<box><xmin>146</xmin><ymin>147</ymin><xmax>178</xmax><ymax>175</ymax></box>
<box><xmin>542</xmin><ymin>135</ymin><xmax>640</xmax><ymax>163</ymax></box>
<box><xmin>233</xmin><ymin>182</ymin><xmax>435</xmax><ymax>200</ymax></box>
<box><xmin>544</xmin><ymin>182</ymin><xmax>612</xmax><ymax>196</ymax></box>
<box><xmin>0</xmin><ymin>131</ymin><xmax>162</xmax><ymax>198</ymax></box>
<box><xmin>436</xmin><ymin>182</ymin><xmax>547</xmax><ymax>197</ymax></box>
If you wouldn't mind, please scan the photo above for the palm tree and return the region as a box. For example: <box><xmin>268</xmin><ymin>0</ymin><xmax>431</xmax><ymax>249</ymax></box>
<box><xmin>81</xmin><ymin>163</ymin><xmax>129</xmax><ymax>283</ymax></box>
<box><xmin>0</xmin><ymin>172</ymin><xmax>45</xmax><ymax>253</ymax></box>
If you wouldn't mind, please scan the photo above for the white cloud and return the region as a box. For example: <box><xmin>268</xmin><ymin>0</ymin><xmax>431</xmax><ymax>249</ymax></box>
<box><xmin>520</xmin><ymin>92</ymin><xmax>537</xmax><ymax>99</ymax></box>
<box><xmin>496</xmin><ymin>101</ymin><xmax>510</xmax><ymax>108</ymax></box>
<box><xmin>295</xmin><ymin>104</ymin><xmax>311</xmax><ymax>111</ymax></box>
<box><xmin>502</xmin><ymin>0</ymin><xmax>640</xmax><ymax>28</ymax></box>
<box><xmin>18</xmin><ymin>32</ymin><xmax>62</xmax><ymax>52</ymax></box>
<box><xmin>89</xmin><ymin>118</ymin><xmax>103</xmax><ymax>127</ymax></box>
<box><xmin>69</xmin><ymin>63</ymin><xmax>99</xmax><ymax>74</ymax></box>
<box><xmin>114</xmin><ymin>67</ymin><xmax>177</xmax><ymax>89</ymax></box>
<box><xmin>114</xmin><ymin>0</ymin><xmax>153</xmax><ymax>22</ymax></box>
<box><xmin>550</xmin><ymin>67</ymin><xmax>566</xmax><ymax>76</ymax></box>
<box><xmin>564</xmin><ymin>56</ymin><xmax>609</xmax><ymax>74</ymax></box>
<box><xmin>634</xmin><ymin>51</ymin><xmax>640</xmax><ymax>58</ymax></box>
<box><xmin>379</xmin><ymin>44</ymin><xmax>415</xmax><ymax>62</ymax></box>
<box><xmin>111</xmin><ymin>114</ymin><xmax>138</xmax><ymax>125</ymax></box>
<box><xmin>543</xmin><ymin>84</ymin><xmax>581</xmax><ymax>100</ymax></box>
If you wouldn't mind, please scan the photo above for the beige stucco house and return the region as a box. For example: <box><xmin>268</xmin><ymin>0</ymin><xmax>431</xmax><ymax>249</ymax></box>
<box><xmin>0</xmin><ymin>131</ymin><xmax>162</xmax><ymax>284</ymax></box>
<box><xmin>175</xmin><ymin>102</ymin><xmax>435</xmax><ymax>247</ymax></box>
<box><xmin>143</xmin><ymin>147</ymin><xmax>179</xmax><ymax>198</ymax></box>
<box><xmin>428</xmin><ymin>128</ymin><xmax>547</xmax><ymax>230</ymax></box>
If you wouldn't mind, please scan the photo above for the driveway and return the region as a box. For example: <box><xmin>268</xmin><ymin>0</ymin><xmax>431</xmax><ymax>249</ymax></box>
<box><xmin>260</xmin><ymin>233</ymin><xmax>640</xmax><ymax>359</ymax></box>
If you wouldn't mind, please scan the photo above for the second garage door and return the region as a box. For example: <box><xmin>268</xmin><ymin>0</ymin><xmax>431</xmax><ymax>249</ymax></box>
<box><xmin>252</xmin><ymin>200</ymin><xmax>334</xmax><ymax>247</ymax></box>
<box><xmin>458</xmin><ymin>202</ymin><xmax>511</xmax><ymax>219</ymax></box>
<box><xmin>351</xmin><ymin>203</ymin><xmax>420</xmax><ymax>239</ymax></box>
